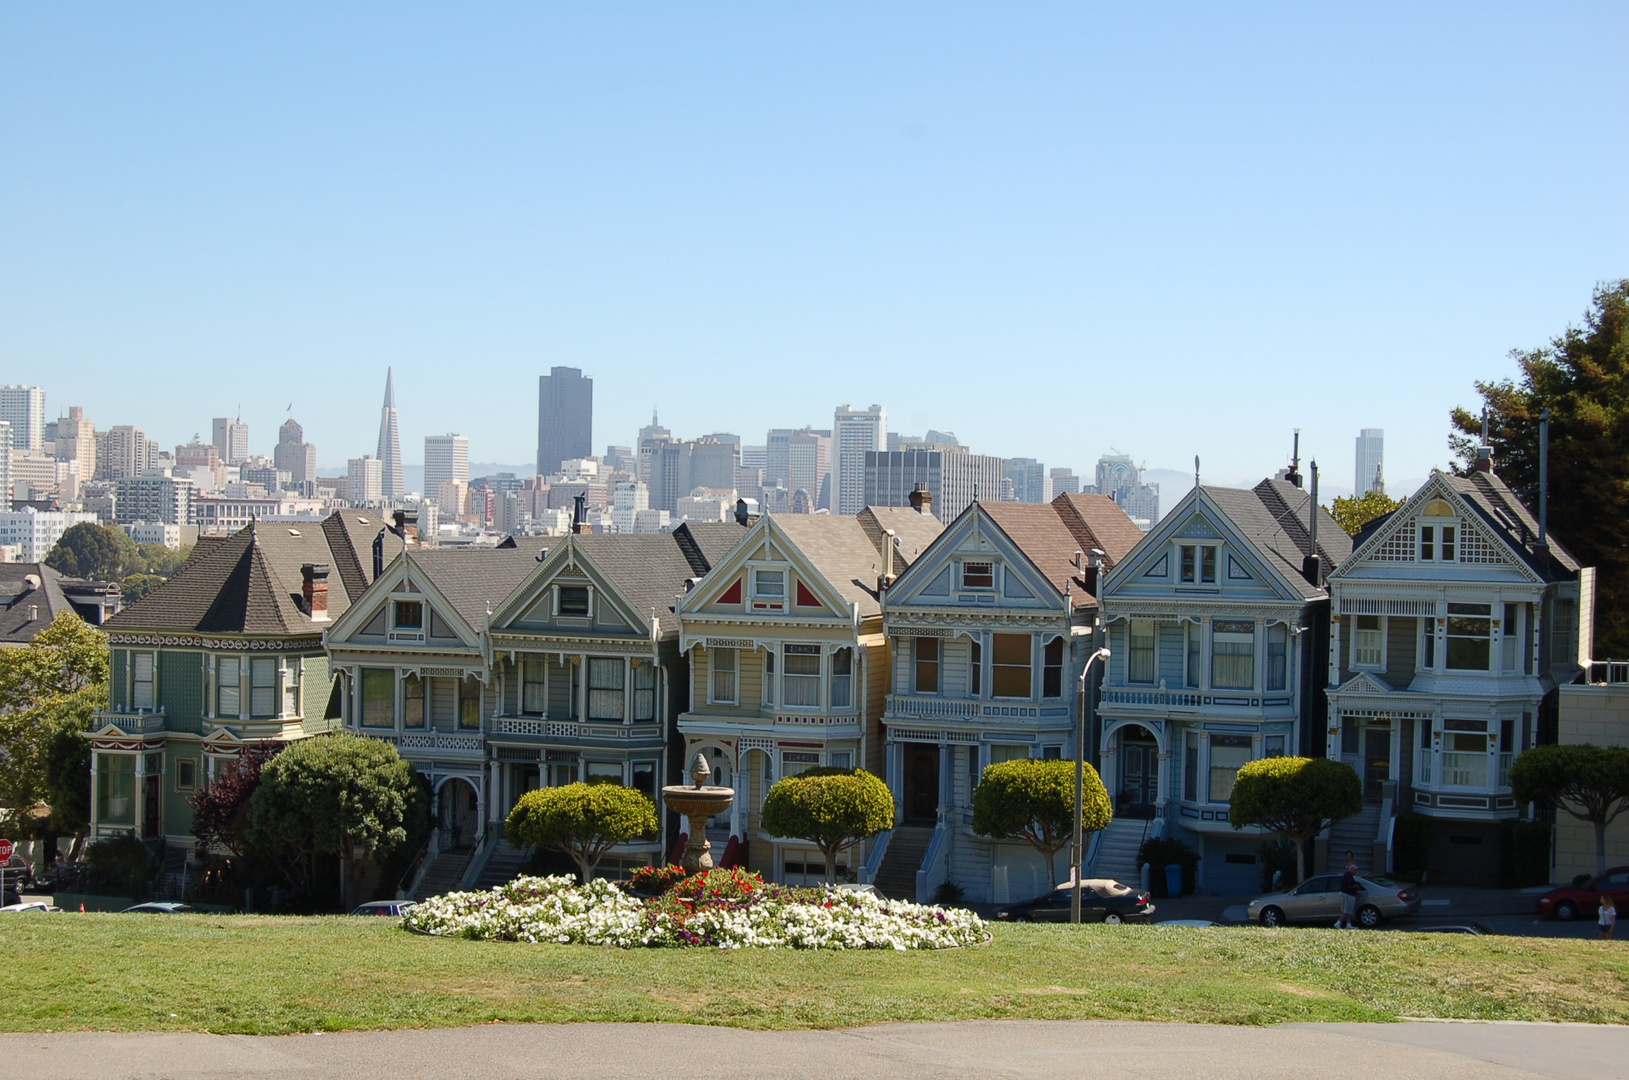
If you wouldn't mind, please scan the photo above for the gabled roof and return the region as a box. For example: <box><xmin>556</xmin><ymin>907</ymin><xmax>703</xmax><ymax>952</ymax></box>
<box><xmin>858</xmin><ymin>506</ymin><xmax>943</xmax><ymax>565</ymax></box>
<box><xmin>104</xmin><ymin>512</ymin><xmax>380</xmax><ymax>637</ymax></box>
<box><xmin>1445</xmin><ymin>471</ymin><xmax>1581</xmax><ymax>578</ymax></box>
<box><xmin>558</xmin><ymin>533</ymin><xmax>715</xmax><ymax>630</ymax></box>
<box><xmin>0</xmin><ymin>564</ymin><xmax>105</xmax><ymax>646</ymax></box>
<box><xmin>758</xmin><ymin>510</ymin><xmax>944</xmax><ymax>617</ymax></box>
<box><xmin>394</xmin><ymin>547</ymin><xmax>544</xmax><ymax>631</ymax></box>
<box><xmin>672</xmin><ymin>521</ymin><xmax>750</xmax><ymax>574</ymax></box>
<box><xmin>1049</xmin><ymin>493</ymin><xmax>1147</xmax><ymax>566</ymax></box>
<box><xmin>1193</xmin><ymin>480</ymin><xmax>1351</xmax><ymax>598</ymax></box>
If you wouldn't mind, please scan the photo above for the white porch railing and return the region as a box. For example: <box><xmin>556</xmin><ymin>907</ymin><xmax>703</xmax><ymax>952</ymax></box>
<box><xmin>885</xmin><ymin>695</ymin><xmax>979</xmax><ymax>720</ymax></box>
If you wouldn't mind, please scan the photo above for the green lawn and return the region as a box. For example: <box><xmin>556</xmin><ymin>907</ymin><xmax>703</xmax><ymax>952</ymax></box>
<box><xmin>3</xmin><ymin>916</ymin><xmax>1627</xmax><ymax>1033</ymax></box>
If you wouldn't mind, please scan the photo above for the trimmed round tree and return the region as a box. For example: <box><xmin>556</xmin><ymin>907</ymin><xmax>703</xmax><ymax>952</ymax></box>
<box><xmin>1510</xmin><ymin>744</ymin><xmax>1629</xmax><ymax>877</ymax></box>
<box><xmin>761</xmin><ymin>767</ymin><xmax>895</xmax><ymax>883</ymax></box>
<box><xmin>1228</xmin><ymin>756</ymin><xmax>1362</xmax><ymax>884</ymax></box>
<box><xmin>970</xmin><ymin>758</ymin><xmax>1111</xmax><ymax>888</ymax></box>
<box><xmin>505</xmin><ymin>782</ymin><xmax>658</xmax><ymax>884</ymax></box>
<box><xmin>245</xmin><ymin>733</ymin><xmax>428</xmax><ymax>909</ymax></box>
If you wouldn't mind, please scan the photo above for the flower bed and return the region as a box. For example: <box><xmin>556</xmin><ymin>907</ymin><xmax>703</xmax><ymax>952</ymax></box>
<box><xmin>403</xmin><ymin>870</ymin><xmax>985</xmax><ymax>950</ymax></box>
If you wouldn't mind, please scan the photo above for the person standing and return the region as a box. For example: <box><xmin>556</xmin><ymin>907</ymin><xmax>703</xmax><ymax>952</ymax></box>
<box><xmin>1336</xmin><ymin>863</ymin><xmax>1363</xmax><ymax>929</ymax></box>
<box><xmin>1599</xmin><ymin>893</ymin><xmax>1617</xmax><ymax>941</ymax></box>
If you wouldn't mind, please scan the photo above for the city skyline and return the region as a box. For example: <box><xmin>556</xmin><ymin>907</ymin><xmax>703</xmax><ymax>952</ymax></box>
<box><xmin>4</xmin><ymin>7</ymin><xmax>1621</xmax><ymax>492</ymax></box>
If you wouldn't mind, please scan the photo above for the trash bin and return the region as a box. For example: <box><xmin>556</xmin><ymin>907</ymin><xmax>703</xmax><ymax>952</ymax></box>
<box><xmin>1164</xmin><ymin>864</ymin><xmax>1183</xmax><ymax>898</ymax></box>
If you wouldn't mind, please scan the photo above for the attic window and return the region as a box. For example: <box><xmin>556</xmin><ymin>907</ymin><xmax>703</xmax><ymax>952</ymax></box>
<box><xmin>961</xmin><ymin>561</ymin><xmax>994</xmax><ymax>589</ymax></box>
<box><xmin>559</xmin><ymin>586</ymin><xmax>590</xmax><ymax>617</ymax></box>
<box><xmin>393</xmin><ymin>601</ymin><xmax>423</xmax><ymax>629</ymax></box>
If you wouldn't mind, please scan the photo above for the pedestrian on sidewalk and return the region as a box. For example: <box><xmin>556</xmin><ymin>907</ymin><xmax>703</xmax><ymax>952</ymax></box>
<box><xmin>1335</xmin><ymin>856</ymin><xmax>1363</xmax><ymax>929</ymax></box>
<box><xmin>1599</xmin><ymin>893</ymin><xmax>1616</xmax><ymax>940</ymax></box>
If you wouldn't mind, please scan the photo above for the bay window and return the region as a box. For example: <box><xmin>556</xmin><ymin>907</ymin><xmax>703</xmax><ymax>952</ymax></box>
<box><xmin>1501</xmin><ymin>604</ymin><xmax>1521</xmax><ymax>672</ymax></box>
<box><xmin>830</xmin><ymin>648</ymin><xmax>853</xmax><ymax>709</ymax></box>
<box><xmin>1128</xmin><ymin>621</ymin><xmax>1155</xmax><ymax>684</ymax></box>
<box><xmin>1211</xmin><ymin>621</ymin><xmax>1255</xmax><ymax>690</ymax></box>
<box><xmin>1042</xmin><ymin>637</ymin><xmax>1064</xmax><ymax>698</ymax></box>
<box><xmin>1266</xmin><ymin>623</ymin><xmax>1289</xmax><ymax>691</ymax></box>
<box><xmin>913</xmin><ymin>637</ymin><xmax>940</xmax><ymax>694</ymax></box>
<box><xmin>710</xmin><ymin>648</ymin><xmax>737</xmax><ymax>704</ymax></box>
<box><xmin>1183</xmin><ymin>732</ymin><xmax>1199</xmax><ymax>801</ymax></box>
<box><xmin>633</xmin><ymin>662</ymin><xmax>657</xmax><ymax>721</ymax></box>
<box><xmin>588</xmin><ymin>658</ymin><xmax>624</xmax><ymax>721</ymax></box>
<box><xmin>404</xmin><ymin>673</ymin><xmax>425</xmax><ymax>728</ymax></box>
<box><xmin>991</xmin><ymin>634</ymin><xmax>1031</xmax><ymax>698</ymax></box>
<box><xmin>360</xmin><ymin>668</ymin><xmax>394</xmax><ymax>727</ymax></box>
<box><xmin>970</xmin><ymin>638</ymin><xmax>982</xmax><ymax>695</ymax></box>
<box><xmin>217</xmin><ymin>657</ymin><xmax>240</xmax><ymax>717</ymax></box>
<box><xmin>132</xmin><ymin>653</ymin><xmax>154</xmax><ymax>710</ymax></box>
<box><xmin>1208</xmin><ymin>734</ymin><xmax>1252</xmax><ymax>802</ymax></box>
<box><xmin>250</xmin><ymin>658</ymin><xmax>277</xmax><ymax>718</ymax></box>
<box><xmin>783</xmin><ymin>644</ymin><xmax>821</xmax><ymax>707</ymax></box>
<box><xmin>1442</xmin><ymin>719</ymin><xmax>1489</xmax><ymax>787</ymax></box>
<box><xmin>763</xmin><ymin>649</ymin><xmax>776</xmax><ymax>707</ymax></box>
<box><xmin>96</xmin><ymin>754</ymin><xmax>135</xmax><ymax>825</ymax></box>
<box><xmin>1185</xmin><ymin>621</ymin><xmax>1201</xmax><ymax>688</ymax></box>
<box><xmin>1446</xmin><ymin>603</ymin><xmax>1492</xmax><ymax>671</ymax></box>
<box><xmin>522</xmin><ymin>658</ymin><xmax>547</xmax><ymax>715</ymax></box>
<box><xmin>458</xmin><ymin>675</ymin><xmax>481</xmax><ymax>730</ymax></box>
<box><xmin>1352</xmin><ymin>615</ymin><xmax>1383</xmax><ymax>668</ymax></box>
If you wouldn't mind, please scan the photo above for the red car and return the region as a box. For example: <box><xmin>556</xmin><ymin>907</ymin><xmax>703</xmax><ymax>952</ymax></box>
<box><xmin>1535</xmin><ymin>867</ymin><xmax>1629</xmax><ymax>921</ymax></box>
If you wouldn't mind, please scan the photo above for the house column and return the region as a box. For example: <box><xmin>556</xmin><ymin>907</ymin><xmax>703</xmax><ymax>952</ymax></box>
<box><xmin>132</xmin><ymin>752</ymin><xmax>147</xmax><ymax>838</ymax></box>
<box><xmin>1155</xmin><ymin>750</ymin><xmax>1171</xmax><ymax>811</ymax></box>
<box><xmin>88</xmin><ymin>752</ymin><xmax>100</xmax><ymax>836</ymax></box>
<box><xmin>938</xmin><ymin>742</ymin><xmax>951</xmax><ymax>820</ymax></box>
<box><xmin>886</xmin><ymin>739</ymin><xmax>903</xmax><ymax>818</ymax></box>
<box><xmin>488</xmin><ymin>759</ymin><xmax>502</xmax><ymax>825</ymax></box>
<box><xmin>576</xmin><ymin>655</ymin><xmax>587</xmax><ymax>721</ymax></box>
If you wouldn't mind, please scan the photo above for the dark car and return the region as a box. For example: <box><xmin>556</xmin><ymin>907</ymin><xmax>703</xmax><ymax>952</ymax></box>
<box><xmin>1406</xmin><ymin>922</ymin><xmax>1497</xmax><ymax>935</ymax></box>
<box><xmin>995</xmin><ymin>878</ymin><xmax>1154</xmax><ymax>924</ymax></box>
<box><xmin>350</xmin><ymin>900</ymin><xmax>417</xmax><ymax>917</ymax></box>
<box><xmin>1535</xmin><ymin>867</ymin><xmax>1629</xmax><ymax>921</ymax></box>
<box><xmin>119</xmin><ymin>902</ymin><xmax>199</xmax><ymax>914</ymax></box>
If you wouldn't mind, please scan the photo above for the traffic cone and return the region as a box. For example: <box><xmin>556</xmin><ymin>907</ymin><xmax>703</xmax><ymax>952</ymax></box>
<box><xmin>79</xmin><ymin>903</ymin><xmax>85</xmax><ymax>912</ymax></box>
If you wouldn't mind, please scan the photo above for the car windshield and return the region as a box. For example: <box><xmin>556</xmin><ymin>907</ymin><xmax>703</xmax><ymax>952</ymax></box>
<box><xmin>1363</xmin><ymin>876</ymin><xmax>1400</xmax><ymax>888</ymax></box>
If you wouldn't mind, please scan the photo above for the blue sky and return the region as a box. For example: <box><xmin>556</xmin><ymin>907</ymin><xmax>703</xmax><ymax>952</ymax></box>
<box><xmin>4</xmin><ymin>4</ymin><xmax>1624</xmax><ymax>496</ymax></box>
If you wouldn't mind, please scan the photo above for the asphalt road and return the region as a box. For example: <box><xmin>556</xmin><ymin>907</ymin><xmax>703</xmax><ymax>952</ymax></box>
<box><xmin>4</xmin><ymin>1020</ymin><xmax>1624</xmax><ymax>1080</ymax></box>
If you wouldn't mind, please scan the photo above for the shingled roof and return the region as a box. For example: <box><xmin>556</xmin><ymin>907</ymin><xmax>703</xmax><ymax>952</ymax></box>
<box><xmin>398</xmin><ymin>547</ymin><xmax>545</xmax><ymax>631</ymax></box>
<box><xmin>105</xmin><ymin>513</ymin><xmax>376</xmax><ymax>637</ymax></box>
<box><xmin>770</xmin><ymin>509</ymin><xmax>945</xmax><ymax>617</ymax></box>
<box><xmin>1445</xmin><ymin>471</ymin><xmax>1581</xmax><ymax>580</ymax></box>
<box><xmin>1201</xmin><ymin>479</ymin><xmax>1352</xmax><ymax>599</ymax></box>
<box><xmin>976</xmin><ymin>495</ymin><xmax>1144</xmax><ymax>611</ymax></box>
<box><xmin>0</xmin><ymin>564</ymin><xmax>116</xmax><ymax>646</ymax></box>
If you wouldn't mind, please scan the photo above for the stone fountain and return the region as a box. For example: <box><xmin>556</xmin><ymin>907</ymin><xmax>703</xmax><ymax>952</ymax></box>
<box><xmin>661</xmin><ymin>752</ymin><xmax>736</xmax><ymax>875</ymax></box>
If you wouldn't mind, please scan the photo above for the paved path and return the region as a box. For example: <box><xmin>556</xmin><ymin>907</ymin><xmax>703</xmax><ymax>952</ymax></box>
<box><xmin>4</xmin><ymin>1020</ymin><xmax>1624</xmax><ymax>1079</ymax></box>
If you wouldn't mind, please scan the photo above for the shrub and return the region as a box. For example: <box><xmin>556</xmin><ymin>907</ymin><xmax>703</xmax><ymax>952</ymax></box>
<box><xmin>1499</xmin><ymin>819</ymin><xmax>1552</xmax><ymax>888</ymax></box>
<box><xmin>971</xmin><ymin>758</ymin><xmax>1111</xmax><ymax>887</ymax></box>
<box><xmin>627</xmin><ymin>864</ymin><xmax>689</xmax><ymax>897</ymax></box>
<box><xmin>84</xmin><ymin>834</ymin><xmax>154</xmax><ymax>897</ymax></box>
<box><xmin>1393</xmin><ymin>812</ymin><xmax>1431</xmax><ymax>880</ymax></box>
<box><xmin>1510</xmin><ymin>743</ymin><xmax>1629</xmax><ymax>877</ymax></box>
<box><xmin>1136</xmin><ymin>836</ymin><xmax>1199</xmax><ymax>897</ymax></box>
<box><xmin>761</xmin><ymin>767</ymin><xmax>894</xmax><ymax>883</ymax></box>
<box><xmin>932</xmin><ymin>880</ymin><xmax>965</xmax><ymax>905</ymax></box>
<box><xmin>505</xmin><ymin>782</ymin><xmax>658</xmax><ymax>884</ymax></box>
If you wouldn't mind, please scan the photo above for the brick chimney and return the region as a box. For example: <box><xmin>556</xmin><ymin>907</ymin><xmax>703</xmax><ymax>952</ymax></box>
<box><xmin>908</xmin><ymin>482</ymin><xmax>932</xmax><ymax>515</ymax></box>
<box><xmin>392</xmin><ymin>509</ymin><xmax>420</xmax><ymax>543</ymax></box>
<box><xmin>301</xmin><ymin>563</ymin><xmax>330</xmax><ymax>621</ymax></box>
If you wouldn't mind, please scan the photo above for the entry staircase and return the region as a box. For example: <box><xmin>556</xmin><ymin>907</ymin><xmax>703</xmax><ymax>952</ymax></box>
<box><xmin>872</xmin><ymin>826</ymin><xmax>932</xmax><ymax>900</ymax></box>
<box><xmin>1324</xmin><ymin>802</ymin><xmax>1383</xmax><ymax>875</ymax></box>
<box><xmin>1092</xmin><ymin>816</ymin><xmax>1149</xmax><ymax>886</ymax></box>
<box><xmin>474</xmin><ymin>840</ymin><xmax>529</xmax><ymax>890</ymax></box>
<box><xmin>412</xmin><ymin>848</ymin><xmax>474</xmax><ymax>901</ymax></box>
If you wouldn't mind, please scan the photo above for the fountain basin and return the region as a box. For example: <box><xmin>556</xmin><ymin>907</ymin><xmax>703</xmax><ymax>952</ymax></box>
<box><xmin>660</xmin><ymin>784</ymin><xmax>734</xmax><ymax>819</ymax></box>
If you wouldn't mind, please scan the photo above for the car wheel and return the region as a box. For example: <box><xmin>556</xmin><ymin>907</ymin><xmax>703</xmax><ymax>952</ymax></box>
<box><xmin>1555</xmin><ymin>900</ymin><xmax>1579</xmax><ymax>922</ymax></box>
<box><xmin>1010</xmin><ymin>914</ymin><xmax>1032</xmax><ymax>923</ymax></box>
<box><xmin>1102</xmin><ymin>912</ymin><xmax>1124</xmax><ymax>925</ymax></box>
<box><xmin>1356</xmin><ymin>905</ymin><xmax>1382</xmax><ymax>929</ymax></box>
<box><xmin>1260</xmin><ymin>906</ymin><xmax>1286</xmax><ymax>927</ymax></box>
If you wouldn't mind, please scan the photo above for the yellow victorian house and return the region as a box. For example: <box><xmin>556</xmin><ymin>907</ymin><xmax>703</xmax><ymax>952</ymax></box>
<box><xmin>675</xmin><ymin>506</ymin><xmax>941</xmax><ymax>885</ymax></box>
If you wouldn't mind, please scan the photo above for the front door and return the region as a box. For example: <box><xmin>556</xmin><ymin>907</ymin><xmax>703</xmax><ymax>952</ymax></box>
<box><xmin>1117</xmin><ymin>730</ymin><xmax>1158</xmax><ymax>819</ymax></box>
<box><xmin>441</xmin><ymin>779</ymin><xmax>480</xmax><ymax>851</ymax></box>
<box><xmin>902</xmin><ymin>744</ymin><xmax>940</xmax><ymax>825</ymax></box>
<box><xmin>1364</xmin><ymin>727</ymin><xmax>1392</xmax><ymax>800</ymax></box>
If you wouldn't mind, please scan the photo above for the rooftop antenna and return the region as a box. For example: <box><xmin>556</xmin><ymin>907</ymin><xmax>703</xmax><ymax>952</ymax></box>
<box><xmin>1286</xmin><ymin>430</ymin><xmax>1303</xmax><ymax>488</ymax></box>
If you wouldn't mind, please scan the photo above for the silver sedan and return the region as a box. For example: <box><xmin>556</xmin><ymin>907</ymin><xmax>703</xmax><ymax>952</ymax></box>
<box><xmin>1247</xmin><ymin>874</ymin><xmax>1421</xmax><ymax>928</ymax></box>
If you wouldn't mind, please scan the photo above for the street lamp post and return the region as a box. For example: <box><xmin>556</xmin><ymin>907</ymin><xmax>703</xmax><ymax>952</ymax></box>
<box><xmin>1071</xmin><ymin>644</ymin><xmax>1111</xmax><ymax>924</ymax></box>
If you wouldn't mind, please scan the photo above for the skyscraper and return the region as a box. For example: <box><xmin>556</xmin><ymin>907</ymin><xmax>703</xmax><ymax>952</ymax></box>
<box><xmin>377</xmin><ymin>368</ymin><xmax>404</xmax><ymax>502</ymax></box>
<box><xmin>274</xmin><ymin>418</ymin><xmax>317</xmax><ymax>486</ymax></box>
<box><xmin>1094</xmin><ymin>452</ymin><xmax>1160</xmax><ymax>525</ymax></box>
<box><xmin>348</xmin><ymin>455</ymin><xmax>383</xmax><ymax>508</ymax></box>
<box><xmin>833</xmin><ymin>404</ymin><xmax>887</xmax><ymax>515</ymax></box>
<box><xmin>536</xmin><ymin>367</ymin><xmax>593</xmax><ymax>478</ymax></box>
<box><xmin>1003</xmin><ymin>458</ymin><xmax>1050</xmax><ymax>503</ymax></box>
<box><xmin>211</xmin><ymin>414</ymin><xmax>250</xmax><ymax>465</ymax></box>
<box><xmin>424</xmin><ymin>433</ymin><xmax>470</xmax><ymax>497</ymax></box>
<box><xmin>1355</xmin><ymin>428</ymin><xmax>1385</xmax><ymax>495</ymax></box>
<box><xmin>0</xmin><ymin>386</ymin><xmax>46</xmax><ymax>450</ymax></box>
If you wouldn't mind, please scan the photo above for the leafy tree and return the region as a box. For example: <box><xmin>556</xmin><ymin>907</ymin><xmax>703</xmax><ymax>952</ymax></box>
<box><xmin>1509</xmin><ymin>744</ymin><xmax>1629</xmax><ymax>877</ymax></box>
<box><xmin>1329</xmin><ymin>490</ymin><xmax>1403</xmax><ymax>536</ymax></box>
<box><xmin>137</xmin><ymin>543</ymin><xmax>192</xmax><ymax>578</ymax></box>
<box><xmin>1450</xmin><ymin>280</ymin><xmax>1629</xmax><ymax>654</ymax></box>
<box><xmin>40</xmin><ymin>691</ymin><xmax>97</xmax><ymax>845</ymax></box>
<box><xmin>44</xmin><ymin>523</ymin><xmax>140</xmax><ymax>582</ymax></box>
<box><xmin>505</xmin><ymin>782</ymin><xmax>658</xmax><ymax>884</ymax></box>
<box><xmin>189</xmin><ymin>744</ymin><xmax>281</xmax><ymax>857</ymax></box>
<box><xmin>761</xmin><ymin>767</ymin><xmax>895</xmax><ymax>883</ymax></box>
<box><xmin>971</xmin><ymin>758</ymin><xmax>1111</xmax><ymax>887</ymax></box>
<box><xmin>245</xmin><ymin>734</ymin><xmax>427</xmax><ymax>909</ymax></box>
<box><xmin>0</xmin><ymin>613</ymin><xmax>109</xmax><ymax>835</ymax></box>
<box><xmin>118</xmin><ymin>573</ymin><xmax>167</xmax><ymax>605</ymax></box>
<box><xmin>1228</xmin><ymin>756</ymin><xmax>1362</xmax><ymax>884</ymax></box>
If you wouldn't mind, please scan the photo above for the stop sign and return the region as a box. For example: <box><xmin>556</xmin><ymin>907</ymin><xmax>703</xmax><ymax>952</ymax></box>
<box><xmin>0</xmin><ymin>839</ymin><xmax>13</xmax><ymax>862</ymax></box>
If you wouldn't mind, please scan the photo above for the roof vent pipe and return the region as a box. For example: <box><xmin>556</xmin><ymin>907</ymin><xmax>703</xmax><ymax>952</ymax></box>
<box><xmin>1302</xmin><ymin>461</ymin><xmax>1322</xmax><ymax>586</ymax></box>
<box><xmin>1475</xmin><ymin>408</ymin><xmax>1495</xmax><ymax>473</ymax></box>
<box><xmin>1286</xmin><ymin>430</ymin><xmax>1303</xmax><ymax>488</ymax></box>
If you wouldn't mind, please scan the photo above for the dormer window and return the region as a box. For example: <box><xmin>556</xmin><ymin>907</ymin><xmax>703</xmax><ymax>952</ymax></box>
<box><xmin>393</xmin><ymin>601</ymin><xmax>423</xmax><ymax>629</ymax></box>
<box><xmin>559</xmin><ymin>586</ymin><xmax>590</xmax><ymax>617</ymax></box>
<box><xmin>1420</xmin><ymin>501</ymin><xmax>1457</xmax><ymax>562</ymax></box>
<box><xmin>961</xmin><ymin>561</ymin><xmax>994</xmax><ymax>589</ymax></box>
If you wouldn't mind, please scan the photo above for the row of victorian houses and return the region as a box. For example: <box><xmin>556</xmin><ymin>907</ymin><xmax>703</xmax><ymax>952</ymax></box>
<box><xmin>85</xmin><ymin>443</ymin><xmax>1592</xmax><ymax>901</ymax></box>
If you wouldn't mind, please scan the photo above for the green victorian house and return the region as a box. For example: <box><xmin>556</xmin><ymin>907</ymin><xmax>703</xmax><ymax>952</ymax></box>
<box><xmin>87</xmin><ymin>512</ymin><xmax>385</xmax><ymax>842</ymax></box>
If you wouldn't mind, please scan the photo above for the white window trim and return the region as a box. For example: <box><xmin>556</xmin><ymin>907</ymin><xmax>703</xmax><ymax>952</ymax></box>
<box><xmin>750</xmin><ymin>566</ymin><xmax>788</xmax><ymax>600</ymax></box>
<box><xmin>780</xmin><ymin>642</ymin><xmax>824</xmax><ymax>711</ymax></box>
<box><xmin>556</xmin><ymin>584</ymin><xmax>593</xmax><ymax>619</ymax></box>
<box><xmin>958</xmin><ymin>559</ymin><xmax>996</xmax><ymax>591</ymax></box>
<box><xmin>1350</xmin><ymin>614</ymin><xmax>1387</xmax><ymax>671</ymax></box>
<box><xmin>708</xmin><ymin>647</ymin><xmax>738</xmax><ymax>706</ymax></box>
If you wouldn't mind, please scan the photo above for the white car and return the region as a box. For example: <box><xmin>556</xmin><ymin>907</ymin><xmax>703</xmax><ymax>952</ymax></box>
<box><xmin>0</xmin><ymin>902</ymin><xmax>60</xmax><ymax>913</ymax></box>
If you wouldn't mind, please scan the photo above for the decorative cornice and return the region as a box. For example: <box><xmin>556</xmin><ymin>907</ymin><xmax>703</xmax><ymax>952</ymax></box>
<box><xmin>107</xmin><ymin>633</ymin><xmax>323</xmax><ymax>650</ymax></box>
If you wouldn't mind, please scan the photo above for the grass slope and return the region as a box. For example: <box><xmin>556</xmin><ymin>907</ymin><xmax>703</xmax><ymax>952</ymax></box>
<box><xmin>4</xmin><ymin>916</ymin><xmax>1627</xmax><ymax>1033</ymax></box>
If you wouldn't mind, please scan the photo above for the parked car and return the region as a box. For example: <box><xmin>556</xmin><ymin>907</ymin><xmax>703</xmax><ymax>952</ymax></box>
<box><xmin>1247</xmin><ymin>874</ymin><xmax>1420</xmax><ymax>928</ymax></box>
<box><xmin>119</xmin><ymin>902</ymin><xmax>199</xmax><ymax>914</ymax></box>
<box><xmin>1535</xmin><ymin>868</ymin><xmax>1629</xmax><ymax>922</ymax></box>
<box><xmin>0</xmin><ymin>902</ymin><xmax>59</xmax><ymax>913</ymax></box>
<box><xmin>995</xmin><ymin>879</ymin><xmax>1154</xmax><ymax>924</ymax></box>
<box><xmin>350</xmin><ymin>900</ymin><xmax>417</xmax><ymax>917</ymax></box>
<box><xmin>1154</xmin><ymin>919</ymin><xmax>1222</xmax><ymax>927</ymax></box>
